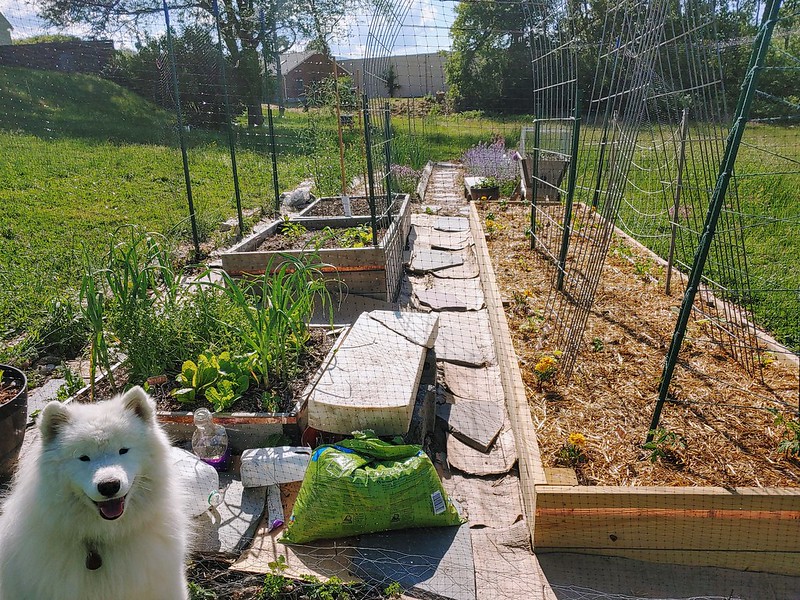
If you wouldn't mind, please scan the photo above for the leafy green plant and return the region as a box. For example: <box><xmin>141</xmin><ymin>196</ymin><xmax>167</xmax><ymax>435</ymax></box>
<box><xmin>79</xmin><ymin>251</ymin><xmax>117</xmax><ymax>400</ymax></box>
<box><xmin>173</xmin><ymin>351</ymin><xmax>252</xmax><ymax>412</ymax></box>
<box><xmin>338</xmin><ymin>225</ymin><xmax>373</xmax><ymax>248</ymax></box>
<box><xmin>259</xmin><ymin>572</ymin><xmax>291</xmax><ymax>599</ymax></box>
<box><xmin>384</xmin><ymin>581</ymin><xmax>403</xmax><ymax>598</ymax></box>
<box><xmin>203</xmin><ymin>253</ymin><xmax>332</xmax><ymax>389</ymax></box>
<box><xmin>280</xmin><ymin>217</ymin><xmax>308</xmax><ymax>242</ymax></box>
<box><xmin>591</xmin><ymin>337</ymin><xmax>604</xmax><ymax>352</ymax></box>
<box><xmin>769</xmin><ymin>409</ymin><xmax>800</xmax><ymax>457</ymax></box>
<box><xmin>188</xmin><ymin>582</ymin><xmax>216</xmax><ymax>600</ymax></box>
<box><xmin>643</xmin><ymin>427</ymin><xmax>686</xmax><ymax>465</ymax></box>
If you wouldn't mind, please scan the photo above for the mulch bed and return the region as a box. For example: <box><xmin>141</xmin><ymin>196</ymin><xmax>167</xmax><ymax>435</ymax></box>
<box><xmin>303</xmin><ymin>197</ymin><xmax>374</xmax><ymax>217</ymax></box>
<box><xmin>479</xmin><ymin>201</ymin><xmax>800</xmax><ymax>487</ymax></box>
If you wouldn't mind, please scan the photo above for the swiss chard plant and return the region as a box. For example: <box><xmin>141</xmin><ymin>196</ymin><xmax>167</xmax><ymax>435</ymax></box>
<box><xmin>173</xmin><ymin>351</ymin><xmax>252</xmax><ymax>413</ymax></box>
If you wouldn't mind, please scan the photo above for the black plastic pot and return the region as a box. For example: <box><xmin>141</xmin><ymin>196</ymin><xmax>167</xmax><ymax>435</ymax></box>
<box><xmin>0</xmin><ymin>365</ymin><xmax>28</xmax><ymax>478</ymax></box>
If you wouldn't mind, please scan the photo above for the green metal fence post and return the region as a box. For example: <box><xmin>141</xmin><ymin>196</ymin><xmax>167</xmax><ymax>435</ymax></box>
<box><xmin>383</xmin><ymin>101</ymin><xmax>394</xmax><ymax>219</ymax></box>
<box><xmin>211</xmin><ymin>0</ymin><xmax>244</xmax><ymax>236</ymax></box>
<box><xmin>362</xmin><ymin>94</ymin><xmax>379</xmax><ymax>246</ymax></box>
<box><xmin>647</xmin><ymin>0</ymin><xmax>784</xmax><ymax>442</ymax></box>
<box><xmin>259</xmin><ymin>7</ymin><xmax>280</xmax><ymax>212</ymax></box>
<box><xmin>556</xmin><ymin>97</ymin><xmax>582</xmax><ymax>292</ymax></box>
<box><xmin>162</xmin><ymin>0</ymin><xmax>200</xmax><ymax>260</ymax></box>
<box><xmin>529</xmin><ymin>118</ymin><xmax>541</xmax><ymax>251</ymax></box>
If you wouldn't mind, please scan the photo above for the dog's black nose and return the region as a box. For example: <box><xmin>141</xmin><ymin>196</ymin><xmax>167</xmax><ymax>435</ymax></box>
<box><xmin>97</xmin><ymin>479</ymin><xmax>121</xmax><ymax>498</ymax></box>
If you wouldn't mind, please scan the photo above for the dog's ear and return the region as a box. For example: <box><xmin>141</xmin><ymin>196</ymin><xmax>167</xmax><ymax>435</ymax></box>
<box><xmin>121</xmin><ymin>386</ymin><xmax>156</xmax><ymax>423</ymax></box>
<box><xmin>40</xmin><ymin>401</ymin><xmax>71</xmax><ymax>444</ymax></box>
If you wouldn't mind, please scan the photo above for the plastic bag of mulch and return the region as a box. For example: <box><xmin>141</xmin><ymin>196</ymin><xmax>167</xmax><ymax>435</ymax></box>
<box><xmin>281</xmin><ymin>431</ymin><xmax>464</xmax><ymax>544</ymax></box>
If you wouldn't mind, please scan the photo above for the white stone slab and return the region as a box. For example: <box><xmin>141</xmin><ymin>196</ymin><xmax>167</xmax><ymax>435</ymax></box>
<box><xmin>308</xmin><ymin>312</ymin><xmax>434</xmax><ymax>435</ymax></box>
<box><xmin>368</xmin><ymin>310</ymin><xmax>439</xmax><ymax>348</ymax></box>
<box><xmin>435</xmin><ymin>310</ymin><xmax>496</xmax><ymax>367</ymax></box>
<box><xmin>435</xmin><ymin>216</ymin><xmax>470</xmax><ymax>232</ymax></box>
<box><xmin>443</xmin><ymin>364</ymin><xmax>505</xmax><ymax>405</ymax></box>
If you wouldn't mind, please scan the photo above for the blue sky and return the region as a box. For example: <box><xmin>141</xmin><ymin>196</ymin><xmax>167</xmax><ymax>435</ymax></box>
<box><xmin>0</xmin><ymin>0</ymin><xmax>456</xmax><ymax>57</ymax></box>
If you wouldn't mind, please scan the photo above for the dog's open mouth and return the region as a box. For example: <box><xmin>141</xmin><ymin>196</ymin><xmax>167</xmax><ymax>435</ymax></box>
<box><xmin>95</xmin><ymin>496</ymin><xmax>126</xmax><ymax>520</ymax></box>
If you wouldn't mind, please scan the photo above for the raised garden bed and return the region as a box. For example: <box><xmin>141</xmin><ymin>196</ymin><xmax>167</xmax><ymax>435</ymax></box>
<box><xmin>222</xmin><ymin>195</ymin><xmax>411</xmax><ymax>302</ymax></box>
<box><xmin>469</xmin><ymin>202</ymin><xmax>800</xmax><ymax>576</ymax></box>
<box><xmin>64</xmin><ymin>328</ymin><xmax>339</xmax><ymax>450</ymax></box>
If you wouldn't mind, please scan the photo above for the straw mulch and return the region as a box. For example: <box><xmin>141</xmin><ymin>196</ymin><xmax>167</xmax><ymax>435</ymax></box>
<box><xmin>479</xmin><ymin>202</ymin><xmax>799</xmax><ymax>487</ymax></box>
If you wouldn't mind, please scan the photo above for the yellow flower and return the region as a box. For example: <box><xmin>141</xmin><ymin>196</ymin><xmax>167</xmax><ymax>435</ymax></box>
<box><xmin>534</xmin><ymin>356</ymin><xmax>556</xmax><ymax>373</ymax></box>
<box><xmin>568</xmin><ymin>432</ymin><xmax>587</xmax><ymax>448</ymax></box>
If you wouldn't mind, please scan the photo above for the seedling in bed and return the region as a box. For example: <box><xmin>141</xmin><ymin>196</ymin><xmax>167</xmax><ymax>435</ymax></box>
<box><xmin>643</xmin><ymin>427</ymin><xmax>686</xmax><ymax>466</ymax></box>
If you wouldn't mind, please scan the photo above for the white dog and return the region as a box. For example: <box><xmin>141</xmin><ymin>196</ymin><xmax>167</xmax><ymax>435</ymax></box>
<box><xmin>0</xmin><ymin>387</ymin><xmax>189</xmax><ymax>600</ymax></box>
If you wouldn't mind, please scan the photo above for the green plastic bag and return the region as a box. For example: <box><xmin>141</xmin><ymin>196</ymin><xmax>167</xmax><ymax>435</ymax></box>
<box><xmin>281</xmin><ymin>431</ymin><xmax>464</xmax><ymax>544</ymax></box>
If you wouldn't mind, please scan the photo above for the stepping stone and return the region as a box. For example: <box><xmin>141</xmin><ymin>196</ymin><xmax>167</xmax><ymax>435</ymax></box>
<box><xmin>436</xmin><ymin>399</ymin><xmax>504</xmax><ymax>452</ymax></box>
<box><xmin>411</xmin><ymin>213</ymin><xmax>439</xmax><ymax>228</ymax></box>
<box><xmin>369</xmin><ymin>310</ymin><xmax>439</xmax><ymax>348</ymax></box>
<box><xmin>307</xmin><ymin>311</ymin><xmax>438</xmax><ymax>435</ymax></box>
<box><xmin>443</xmin><ymin>364</ymin><xmax>505</xmax><ymax>405</ymax></box>
<box><xmin>442</xmin><ymin>473</ymin><xmax>523</xmax><ymax>529</ymax></box>
<box><xmin>435</xmin><ymin>216</ymin><xmax>470</xmax><ymax>232</ymax></box>
<box><xmin>354</xmin><ymin>525</ymin><xmax>476</xmax><ymax>600</ymax></box>
<box><xmin>408</xmin><ymin>249</ymin><xmax>464</xmax><ymax>273</ymax></box>
<box><xmin>447</xmin><ymin>427</ymin><xmax>517</xmax><ymax>476</ymax></box>
<box><xmin>191</xmin><ymin>474</ymin><xmax>267</xmax><ymax>555</ymax></box>
<box><xmin>435</xmin><ymin>311</ymin><xmax>495</xmax><ymax>367</ymax></box>
<box><xmin>410</xmin><ymin>276</ymin><xmax>485</xmax><ymax>312</ymax></box>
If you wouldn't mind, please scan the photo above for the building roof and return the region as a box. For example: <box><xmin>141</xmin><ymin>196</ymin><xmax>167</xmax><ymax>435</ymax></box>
<box><xmin>0</xmin><ymin>11</ymin><xmax>13</xmax><ymax>31</ymax></box>
<box><xmin>280</xmin><ymin>51</ymin><xmax>320</xmax><ymax>74</ymax></box>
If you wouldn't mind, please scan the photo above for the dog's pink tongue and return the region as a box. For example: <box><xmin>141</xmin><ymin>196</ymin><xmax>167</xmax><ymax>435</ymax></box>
<box><xmin>97</xmin><ymin>497</ymin><xmax>125</xmax><ymax>520</ymax></box>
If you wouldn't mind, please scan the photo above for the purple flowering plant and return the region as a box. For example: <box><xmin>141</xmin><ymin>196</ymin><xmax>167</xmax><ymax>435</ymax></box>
<box><xmin>460</xmin><ymin>138</ymin><xmax>518</xmax><ymax>191</ymax></box>
<box><xmin>390</xmin><ymin>164</ymin><xmax>422</xmax><ymax>194</ymax></box>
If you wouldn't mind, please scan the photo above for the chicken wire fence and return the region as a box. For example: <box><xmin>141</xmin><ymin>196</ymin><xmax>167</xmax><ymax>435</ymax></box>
<box><xmin>0</xmin><ymin>0</ymin><xmax>799</xmax><ymax>599</ymax></box>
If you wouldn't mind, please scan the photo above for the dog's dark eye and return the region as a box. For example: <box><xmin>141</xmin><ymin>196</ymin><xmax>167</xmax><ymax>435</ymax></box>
<box><xmin>79</xmin><ymin>455</ymin><xmax>90</xmax><ymax>462</ymax></box>
<box><xmin>119</xmin><ymin>448</ymin><xmax>129</xmax><ymax>455</ymax></box>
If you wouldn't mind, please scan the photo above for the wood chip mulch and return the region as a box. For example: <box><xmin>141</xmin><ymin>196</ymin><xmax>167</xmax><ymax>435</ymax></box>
<box><xmin>479</xmin><ymin>202</ymin><xmax>799</xmax><ymax>488</ymax></box>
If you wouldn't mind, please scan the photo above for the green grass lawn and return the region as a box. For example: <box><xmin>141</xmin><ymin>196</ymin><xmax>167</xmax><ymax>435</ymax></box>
<box><xmin>0</xmin><ymin>64</ymin><xmax>796</xmax><ymax>363</ymax></box>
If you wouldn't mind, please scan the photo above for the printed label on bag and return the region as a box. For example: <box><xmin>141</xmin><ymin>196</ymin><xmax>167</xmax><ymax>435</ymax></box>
<box><xmin>431</xmin><ymin>491</ymin><xmax>446</xmax><ymax>515</ymax></box>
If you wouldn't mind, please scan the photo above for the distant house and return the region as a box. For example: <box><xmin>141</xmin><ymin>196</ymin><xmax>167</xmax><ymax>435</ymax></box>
<box><xmin>275</xmin><ymin>51</ymin><xmax>349</xmax><ymax>104</ymax></box>
<box><xmin>339</xmin><ymin>52</ymin><xmax>448</xmax><ymax>98</ymax></box>
<box><xmin>0</xmin><ymin>12</ymin><xmax>13</xmax><ymax>46</ymax></box>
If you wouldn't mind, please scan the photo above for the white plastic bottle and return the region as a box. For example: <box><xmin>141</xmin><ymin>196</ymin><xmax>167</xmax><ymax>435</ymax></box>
<box><xmin>170</xmin><ymin>447</ymin><xmax>225</xmax><ymax>516</ymax></box>
<box><xmin>192</xmin><ymin>408</ymin><xmax>231</xmax><ymax>471</ymax></box>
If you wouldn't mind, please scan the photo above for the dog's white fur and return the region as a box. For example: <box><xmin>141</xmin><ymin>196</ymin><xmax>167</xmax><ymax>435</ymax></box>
<box><xmin>0</xmin><ymin>387</ymin><xmax>189</xmax><ymax>600</ymax></box>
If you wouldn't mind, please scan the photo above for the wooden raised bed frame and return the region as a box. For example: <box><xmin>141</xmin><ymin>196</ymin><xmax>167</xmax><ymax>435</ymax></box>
<box><xmin>468</xmin><ymin>203</ymin><xmax>800</xmax><ymax>577</ymax></box>
<box><xmin>221</xmin><ymin>195</ymin><xmax>411</xmax><ymax>302</ymax></box>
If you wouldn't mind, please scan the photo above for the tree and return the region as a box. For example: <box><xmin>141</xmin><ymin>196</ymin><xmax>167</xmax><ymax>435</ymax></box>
<box><xmin>445</xmin><ymin>0</ymin><xmax>534</xmax><ymax>113</ymax></box>
<box><xmin>382</xmin><ymin>64</ymin><xmax>401</xmax><ymax>97</ymax></box>
<box><xmin>36</xmin><ymin>0</ymin><xmax>372</xmax><ymax>126</ymax></box>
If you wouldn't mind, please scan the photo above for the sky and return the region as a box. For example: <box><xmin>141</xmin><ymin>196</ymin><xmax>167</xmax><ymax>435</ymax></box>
<box><xmin>0</xmin><ymin>0</ymin><xmax>456</xmax><ymax>57</ymax></box>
